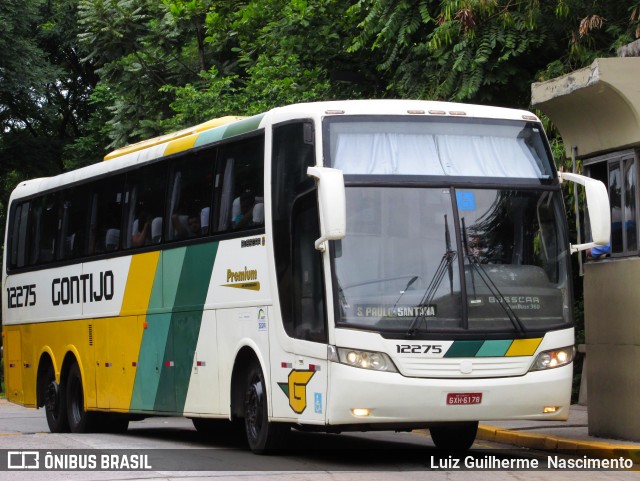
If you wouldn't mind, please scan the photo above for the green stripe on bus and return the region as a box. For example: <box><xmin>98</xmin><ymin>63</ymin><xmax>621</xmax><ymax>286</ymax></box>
<box><xmin>444</xmin><ymin>340</ymin><xmax>484</xmax><ymax>358</ymax></box>
<box><xmin>221</xmin><ymin>114</ymin><xmax>264</xmax><ymax>139</ymax></box>
<box><xmin>194</xmin><ymin>128</ymin><xmax>226</xmax><ymax>147</ymax></box>
<box><xmin>194</xmin><ymin>114</ymin><xmax>264</xmax><ymax>148</ymax></box>
<box><xmin>154</xmin><ymin>242</ymin><xmax>218</xmax><ymax>413</ymax></box>
<box><xmin>475</xmin><ymin>340</ymin><xmax>513</xmax><ymax>357</ymax></box>
<box><xmin>130</xmin><ymin>242</ymin><xmax>218</xmax><ymax>413</ymax></box>
<box><xmin>162</xmin><ymin>247</ymin><xmax>187</xmax><ymax>309</ymax></box>
<box><xmin>130</xmin><ymin>312</ymin><xmax>172</xmax><ymax>411</ymax></box>
<box><xmin>444</xmin><ymin>339</ymin><xmax>540</xmax><ymax>357</ymax></box>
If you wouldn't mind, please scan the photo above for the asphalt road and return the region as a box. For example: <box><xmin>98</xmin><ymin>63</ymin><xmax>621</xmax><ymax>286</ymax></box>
<box><xmin>0</xmin><ymin>399</ymin><xmax>636</xmax><ymax>481</ymax></box>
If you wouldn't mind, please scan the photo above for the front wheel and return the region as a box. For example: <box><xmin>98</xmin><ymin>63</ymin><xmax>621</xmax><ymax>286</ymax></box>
<box><xmin>243</xmin><ymin>363</ymin><xmax>289</xmax><ymax>453</ymax></box>
<box><xmin>430</xmin><ymin>421</ymin><xmax>478</xmax><ymax>450</ymax></box>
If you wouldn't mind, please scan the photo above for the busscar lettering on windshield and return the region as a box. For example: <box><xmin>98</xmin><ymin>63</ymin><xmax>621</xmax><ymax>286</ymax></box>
<box><xmin>461</xmin><ymin>217</ymin><xmax>526</xmax><ymax>334</ymax></box>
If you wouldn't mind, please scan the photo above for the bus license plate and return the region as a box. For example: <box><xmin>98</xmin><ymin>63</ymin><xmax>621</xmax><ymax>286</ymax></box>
<box><xmin>447</xmin><ymin>393</ymin><xmax>482</xmax><ymax>405</ymax></box>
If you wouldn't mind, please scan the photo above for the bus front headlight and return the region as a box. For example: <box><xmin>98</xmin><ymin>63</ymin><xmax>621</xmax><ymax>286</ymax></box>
<box><xmin>529</xmin><ymin>346</ymin><xmax>575</xmax><ymax>371</ymax></box>
<box><xmin>333</xmin><ymin>347</ymin><xmax>398</xmax><ymax>372</ymax></box>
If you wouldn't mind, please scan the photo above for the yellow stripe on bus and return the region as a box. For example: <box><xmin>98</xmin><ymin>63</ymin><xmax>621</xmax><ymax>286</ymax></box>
<box><xmin>163</xmin><ymin>134</ymin><xmax>198</xmax><ymax>156</ymax></box>
<box><xmin>506</xmin><ymin>338</ymin><xmax>543</xmax><ymax>356</ymax></box>
<box><xmin>120</xmin><ymin>252</ymin><xmax>160</xmax><ymax>316</ymax></box>
<box><xmin>105</xmin><ymin>252</ymin><xmax>160</xmax><ymax>411</ymax></box>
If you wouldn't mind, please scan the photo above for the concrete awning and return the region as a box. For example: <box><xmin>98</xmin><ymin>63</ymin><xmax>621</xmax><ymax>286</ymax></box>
<box><xmin>531</xmin><ymin>57</ymin><xmax>640</xmax><ymax>158</ymax></box>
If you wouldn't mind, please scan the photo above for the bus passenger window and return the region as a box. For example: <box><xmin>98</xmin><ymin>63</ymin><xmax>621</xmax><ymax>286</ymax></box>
<box><xmin>124</xmin><ymin>163</ymin><xmax>167</xmax><ymax>248</ymax></box>
<box><xmin>29</xmin><ymin>194</ymin><xmax>60</xmax><ymax>265</ymax></box>
<box><xmin>59</xmin><ymin>187</ymin><xmax>90</xmax><ymax>260</ymax></box>
<box><xmin>168</xmin><ymin>153</ymin><xmax>214</xmax><ymax>241</ymax></box>
<box><xmin>88</xmin><ymin>176</ymin><xmax>125</xmax><ymax>254</ymax></box>
<box><xmin>213</xmin><ymin>135</ymin><xmax>264</xmax><ymax>233</ymax></box>
<box><xmin>9</xmin><ymin>201</ymin><xmax>30</xmax><ymax>268</ymax></box>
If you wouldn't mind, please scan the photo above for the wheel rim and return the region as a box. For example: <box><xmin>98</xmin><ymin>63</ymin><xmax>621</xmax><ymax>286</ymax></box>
<box><xmin>45</xmin><ymin>381</ymin><xmax>59</xmax><ymax>416</ymax></box>
<box><xmin>245</xmin><ymin>375</ymin><xmax>264</xmax><ymax>442</ymax></box>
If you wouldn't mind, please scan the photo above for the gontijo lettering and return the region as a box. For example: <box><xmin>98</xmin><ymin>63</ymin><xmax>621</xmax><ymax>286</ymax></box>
<box><xmin>52</xmin><ymin>271</ymin><xmax>114</xmax><ymax>305</ymax></box>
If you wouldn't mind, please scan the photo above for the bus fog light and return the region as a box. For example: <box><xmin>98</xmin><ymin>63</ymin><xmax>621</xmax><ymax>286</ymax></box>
<box><xmin>530</xmin><ymin>346</ymin><xmax>575</xmax><ymax>371</ymax></box>
<box><xmin>543</xmin><ymin>406</ymin><xmax>559</xmax><ymax>413</ymax></box>
<box><xmin>351</xmin><ymin>408</ymin><xmax>370</xmax><ymax>417</ymax></box>
<box><xmin>336</xmin><ymin>347</ymin><xmax>397</xmax><ymax>372</ymax></box>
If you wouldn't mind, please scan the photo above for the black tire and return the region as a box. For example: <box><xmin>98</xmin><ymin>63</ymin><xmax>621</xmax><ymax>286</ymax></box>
<box><xmin>66</xmin><ymin>363</ymin><xmax>99</xmax><ymax>433</ymax></box>
<box><xmin>243</xmin><ymin>363</ymin><xmax>289</xmax><ymax>453</ymax></box>
<box><xmin>43</xmin><ymin>366</ymin><xmax>70</xmax><ymax>433</ymax></box>
<box><xmin>430</xmin><ymin>421</ymin><xmax>479</xmax><ymax>450</ymax></box>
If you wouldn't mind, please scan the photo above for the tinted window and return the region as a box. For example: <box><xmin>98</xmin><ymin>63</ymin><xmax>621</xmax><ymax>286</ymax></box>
<box><xmin>168</xmin><ymin>153</ymin><xmax>215</xmax><ymax>241</ymax></box>
<box><xmin>213</xmin><ymin>135</ymin><xmax>264</xmax><ymax>233</ymax></box>
<box><xmin>124</xmin><ymin>163</ymin><xmax>168</xmax><ymax>248</ymax></box>
<box><xmin>59</xmin><ymin>187</ymin><xmax>90</xmax><ymax>260</ymax></box>
<box><xmin>9</xmin><ymin>201</ymin><xmax>30</xmax><ymax>268</ymax></box>
<box><xmin>29</xmin><ymin>194</ymin><xmax>60</xmax><ymax>265</ymax></box>
<box><xmin>88</xmin><ymin>175</ymin><xmax>125</xmax><ymax>254</ymax></box>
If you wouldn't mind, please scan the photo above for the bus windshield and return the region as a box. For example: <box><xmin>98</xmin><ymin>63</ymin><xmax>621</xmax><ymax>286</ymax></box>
<box><xmin>327</xmin><ymin>117</ymin><xmax>569</xmax><ymax>336</ymax></box>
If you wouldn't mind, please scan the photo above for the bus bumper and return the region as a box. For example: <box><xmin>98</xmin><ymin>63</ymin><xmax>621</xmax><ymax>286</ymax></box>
<box><xmin>325</xmin><ymin>361</ymin><xmax>572</xmax><ymax>426</ymax></box>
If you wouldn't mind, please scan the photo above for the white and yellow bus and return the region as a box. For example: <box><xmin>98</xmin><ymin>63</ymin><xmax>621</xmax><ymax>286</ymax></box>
<box><xmin>2</xmin><ymin>100</ymin><xmax>610</xmax><ymax>452</ymax></box>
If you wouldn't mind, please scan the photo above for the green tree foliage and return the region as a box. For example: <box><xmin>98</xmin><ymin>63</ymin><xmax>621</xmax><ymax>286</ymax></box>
<box><xmin>2</xmin><ymin>0</ymin><xmax>640</xmax><ymax>211</ymax></box>
<box><xmin>0</xmin><ymin>0</ymin><xmax>99</xmax><ymax>238</ymax></box>
<box><xmin>162</xmin><ymin>0</ymin><xmax>379</xmax><ymax>131</ymax></box>
<box><xmin>349</xmin><ymin>0</ymin><xmax>640</xmax><ymax>106</ymax></box>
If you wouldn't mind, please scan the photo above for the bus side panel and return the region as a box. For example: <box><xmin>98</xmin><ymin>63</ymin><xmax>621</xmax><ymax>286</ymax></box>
<box><xmin>183</xmin><ymin>309</ymin><xmax>220</xmax><ymax>415</ymax></box>
<box><xmin>93</xmin><ymin>316</ymin><xmax>143</xmax><ymax>411</ymax></box>
<box><xmin>130</xmin><ymin>313</ymin><xmax>172</xmax><ymax>412</ymax></box>
<box><xmin>129</xmin><ymin>243</ymin><xmax>217</xmax><ymax>414</ymax></box>
<box><xmin>5</xmin><ymin>329</ymin><xmax>24</xmax><ymax>405</ymax></box>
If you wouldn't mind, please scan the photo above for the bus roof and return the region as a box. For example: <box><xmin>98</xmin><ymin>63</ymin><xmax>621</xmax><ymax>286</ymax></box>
<box><xmin>103</xmin><ymin>116</ymin><xmax>245</xmax><ymax>161</ymax></box>
<box><xmin>8</xmin><ymin>100</ymin><xmax>540</xmax><ymax>201</ymax></box>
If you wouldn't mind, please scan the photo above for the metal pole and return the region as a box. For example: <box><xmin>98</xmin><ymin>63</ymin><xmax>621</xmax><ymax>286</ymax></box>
<box><xmin>573</xmin><ymin>145</ymin><xmax>583</xmax><ymax>276</ymax></box>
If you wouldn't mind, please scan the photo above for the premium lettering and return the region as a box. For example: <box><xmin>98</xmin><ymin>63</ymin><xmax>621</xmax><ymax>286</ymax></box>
<box><xmin>226</xmin><ymin>267</ymin><xmax>258</xmax><ymax>283</ymax></box>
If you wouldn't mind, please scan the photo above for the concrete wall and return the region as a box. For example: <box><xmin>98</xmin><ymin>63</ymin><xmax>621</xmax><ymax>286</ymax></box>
<box><xmin>584</xmin><ymin>258</ymin><xmax>640</xmax><ymax>441</ymax></box>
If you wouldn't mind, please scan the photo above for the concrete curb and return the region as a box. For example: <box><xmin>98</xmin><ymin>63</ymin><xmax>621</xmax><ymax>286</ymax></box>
<box><xmin>477</xmin><ymin>424</ymin><xmax>640</xmax><ymax>463</ymax></box>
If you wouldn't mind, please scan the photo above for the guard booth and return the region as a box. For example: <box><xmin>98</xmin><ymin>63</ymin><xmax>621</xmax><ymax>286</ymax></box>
<box><xmin>531</xmin><ymin>42</ymin><xmax>640</xmax><ymax>442</ymax></box>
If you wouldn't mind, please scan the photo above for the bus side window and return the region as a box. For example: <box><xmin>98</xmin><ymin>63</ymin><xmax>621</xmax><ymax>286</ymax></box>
<box><xmin>29</xmin><ymin>194</ymin><xmax>60</xmax><ymax>265</ymax></box>
<box><xmin>9</xmin><ymin>201</ymin><xmax>30</xmax><ymax>268</ymax></box>
<box><xmin>59</xmin><ymin>187</ymin><xmax>90</xmax><ymax>260</ymax></box>
<box><xmin>168</xmin><ymin>152</ymin><xmax>214</xmax><ymax>241</ymax></box>
<box><xmin>88</xmin><ymin>175</ymin><xmax>125</xmax><ymax>254</ymax></box>
<box><xmin>213</xmin><ymin>135</ymin><xmax>264</xmax><ymax>233</ymax></box>
<box><xmin>124</xmin><ymin>162</ymin><xmax>168</xmax><ymax>248</ymax></box>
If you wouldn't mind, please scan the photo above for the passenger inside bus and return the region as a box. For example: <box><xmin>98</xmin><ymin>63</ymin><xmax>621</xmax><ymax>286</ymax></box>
<box><xmin>232</xmin><ymin>192</ymin><xmax>257</xmax><ymax>229</ymax></box>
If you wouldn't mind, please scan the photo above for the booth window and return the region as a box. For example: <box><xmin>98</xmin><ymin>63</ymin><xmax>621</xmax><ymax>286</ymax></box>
<box><xmin>584</xmin><ymin>149</ymin><xmax>639</xmax><ymax>257</ymax></box>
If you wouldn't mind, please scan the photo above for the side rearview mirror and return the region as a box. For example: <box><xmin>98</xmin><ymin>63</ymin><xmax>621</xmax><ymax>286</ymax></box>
<box><xmin>558</xmin><ymin>172</ymin><xmax>611</xmax><ymax>254</ymax></box>
<box><xmin>307</xmin><ymin>166</ymin><xmax>346</xmax><ymax>251</ymax></box>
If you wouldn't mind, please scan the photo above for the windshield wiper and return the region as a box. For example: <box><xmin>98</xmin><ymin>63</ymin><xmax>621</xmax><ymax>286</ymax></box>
<box><xmin>407</xmin><ymin>215</ymin><xmax>456</xmax><ymax>336</ymax></box>
<box><xmin>461</xmin><ymin>218</ymin><xmax>526</xmax><ymax>334</ymax></box>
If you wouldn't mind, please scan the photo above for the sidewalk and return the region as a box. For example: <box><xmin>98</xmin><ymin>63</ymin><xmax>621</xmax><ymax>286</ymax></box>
<box><xmin>477</xmin><ymin>404</ymin><xmax>640</xmax><ymax>463</ymax></box>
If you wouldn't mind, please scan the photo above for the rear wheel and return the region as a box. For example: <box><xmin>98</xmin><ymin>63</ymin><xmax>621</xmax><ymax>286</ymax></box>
<box><xmin>243</xmin><ymin>363</ymin><xmax>289</xmax><ymax>453</ymax></box>
<box><xmin>43</xmin><ymin>366</ymin><xmax>69</xmax><ymax>433</ymax></box>
<box><xmin>66</xmin><ymin>363</ymin><xmax>99</xmax><ymax>433</ymax></box>
<box><xmin>430</xmin><ymin>421</ymin><xmax>478</xmax><ymax>450</ymax></box>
